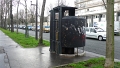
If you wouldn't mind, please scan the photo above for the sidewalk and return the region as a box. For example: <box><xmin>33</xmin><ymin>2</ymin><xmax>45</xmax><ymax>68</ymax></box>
<box><xmin>0</xmin><ymin>30</ymin><xmax>119</xmax><ymax>68</ymax></box>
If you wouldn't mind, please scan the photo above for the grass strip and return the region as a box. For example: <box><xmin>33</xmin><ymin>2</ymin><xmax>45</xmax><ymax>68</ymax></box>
<box><xmin>0</xmin><ymin>28</ymin><xmax>50</xmax><ymax>48</ymax></box>
<box><xmin>56</xmin><ymin>57</ymin><xmax>120</xmax><ymax>68</ymax></box>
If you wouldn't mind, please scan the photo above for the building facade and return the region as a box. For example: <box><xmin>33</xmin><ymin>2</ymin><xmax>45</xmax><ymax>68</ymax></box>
<box><xmin>74</xmin><ymin>0</ymin><xmax>120</xmax><ymax>27</ymax></box>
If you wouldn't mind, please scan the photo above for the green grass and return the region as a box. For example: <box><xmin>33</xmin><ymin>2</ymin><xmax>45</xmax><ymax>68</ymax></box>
<box><xmin>0</xmin><ymin>28</ymin><xmax>50</xmax><ymax>48</ymax></box>
<box><xmin>56</xmin><ymin>57</ymin><xmax>120</xmax><ymax>68</ymax></box>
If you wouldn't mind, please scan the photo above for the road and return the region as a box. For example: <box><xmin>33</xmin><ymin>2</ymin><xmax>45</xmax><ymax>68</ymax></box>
<box><xmin>85</xmin><ymin>37</ymin><xmax>120</xmax><ymax>60</ymax></box>
<box><xmin>17</xmin><ymin>29</ymin><xmax>50</xmax><ymax>41</ymax></box>
<box><xmin>17</xmin><ymin>29</ymin><xmax>120</xmax><ymax>60</ymax></box>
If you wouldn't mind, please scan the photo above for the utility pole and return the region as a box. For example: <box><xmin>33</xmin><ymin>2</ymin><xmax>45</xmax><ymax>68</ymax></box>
<box><xmin>10</xmin><ymin>0</ymin><xmax>14</xmax><ymax>32</ymax></box>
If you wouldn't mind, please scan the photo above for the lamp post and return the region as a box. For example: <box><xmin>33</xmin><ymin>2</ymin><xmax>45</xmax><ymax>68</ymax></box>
<box><xmin>31</xmin><ymin>0</ymin><xmax>38</xmax><ymax>40</ymax></box>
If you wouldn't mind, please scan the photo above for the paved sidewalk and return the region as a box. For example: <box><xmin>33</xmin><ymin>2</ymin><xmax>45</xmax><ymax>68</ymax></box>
<box><xmin>0</xmin><ymin>30</ymin><xmax>119</xmax><ymax>68</ymax></box>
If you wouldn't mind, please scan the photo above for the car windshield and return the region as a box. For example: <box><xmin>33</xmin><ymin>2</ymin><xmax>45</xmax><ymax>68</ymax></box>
<box><xmin>95</xmin><ymin>28</ymin><xmax>105</xmax><ymax>32</ymax></box>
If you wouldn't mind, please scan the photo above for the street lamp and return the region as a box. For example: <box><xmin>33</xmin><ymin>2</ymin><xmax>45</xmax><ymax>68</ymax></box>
<box><xmin>31</xmin><ymin>0</ymin><xmax>38</xmax><ymax>40</ymax></box>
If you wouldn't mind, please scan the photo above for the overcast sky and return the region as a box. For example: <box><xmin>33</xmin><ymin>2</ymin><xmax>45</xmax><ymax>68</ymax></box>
<box><xmin>13</xmin><ymin>0</ymin><xmax>75</xmax><ymax>16</ymax></box>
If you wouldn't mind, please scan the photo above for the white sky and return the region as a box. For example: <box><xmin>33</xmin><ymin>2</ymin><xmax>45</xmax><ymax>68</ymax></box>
<box><xmin>13</xmin><ymin>0</ymin><xmax>75</xmax><ymax>16</ymax></box>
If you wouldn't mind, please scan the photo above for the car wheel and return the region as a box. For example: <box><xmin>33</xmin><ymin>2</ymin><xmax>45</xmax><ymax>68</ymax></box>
<box><xmin>98</xmin><ymin>36</ymin><xmax>103</xmax><ymax>41</ymax></box>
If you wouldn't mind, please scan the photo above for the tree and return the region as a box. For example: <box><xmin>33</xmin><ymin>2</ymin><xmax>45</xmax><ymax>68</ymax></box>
<box><xmin>46</xmin><ymin>0</ymin><xmax>68</xmax><ymax>26</ymax></box>
<box><xmin>10</xmin><ymin>0</ymin><xmax>14</xmax><ymax>32</ymax></box>
<box><xmin>7</xmin><ymin>0</ymin><xmax>10</xmax><ymax>31</ymax></box>
<box><xmin>44</xmin><ymin>17</ymin><xmax>48</xmax><ymax>22</ymax></box>
<box><xmin>4</xmin><ymin>0</ymin><xmax>8</xmax><ymax>29</ymax></box>
<box><xmin>39</xmin><ymin>0</ymin><xmax>46</xmax><ymax>45</ymax></box>
<box><xmin>0</xmin><ymin>0</ymin><xmax>4</xmax><ymax>28</ymax></box>
<box><xmin>104</xmin><ymin>0</ymin><xmax>114</xmax><ymax>68</ymax></box>
<box><xmin>18</xmin><ymin>9</ymin><xmax>25</xmax><ymax>25</ymax></box>
<box><xmin>29</xmin><ymin>4</ymin><xmax>36</xmax><ymax>26</ymax></box>
<box><xmin>24</xmin><ymin>0</ymin><xmax>29</xmax><ymax>38</ymax></box>
<box><xmin>16</xmin><ymin>0</ymin><xmax>20</xmax><ymax>34</ymax></box>
<box><xmin>56</xmin><ymin>0</ymin><xmax>67</xmax><ymax>6</ymax></box>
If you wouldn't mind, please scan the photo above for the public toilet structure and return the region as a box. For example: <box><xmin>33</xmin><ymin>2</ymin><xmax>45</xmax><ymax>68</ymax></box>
<box><xmin>50</xmin><ymin>5</ymin><xmax>86</xmax><ymax>54</ymax></box>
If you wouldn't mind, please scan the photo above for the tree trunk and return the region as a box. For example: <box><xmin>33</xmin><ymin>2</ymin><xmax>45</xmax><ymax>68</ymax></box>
<box><xmin>104</xmin><ymin>0</ymin><xmax>114</xmax><ymax>68</ymax></box>
<box><xmin>8</xmin><ymin>4</ymin><xmax>10</xmax><ymax>31</ymax></box>
<box><xmin>16</xmin><ymin>0</ymin><xmax>20</xmax><ymax>34</ymax></box>
<box><xmin>39</xmin><ymin>0</ymin><xmax>46</xmax><ymax>45</ymax></box>
<box><xmin>10</xmin><ymin>0</ymin><xmax>14</xmax><ymax>32</ymax></box>
<box><xmin>25</xmin><ymin>0</ymin><xmax>29</xmax><ymax>38</ymax></box>
<box><xmin>4</xmin><ymin>0</ymin><xmax>7</xmax><ymax>30</ymax></box>
<box><xmin>1</xmin><ymin>1</ymin><xmax>3</xmax><ymax>28</ymax></box>
<box><xmin>35</xmin><ymin>0</ymin><xmax>38</xmax><ymax>40</ymax></box>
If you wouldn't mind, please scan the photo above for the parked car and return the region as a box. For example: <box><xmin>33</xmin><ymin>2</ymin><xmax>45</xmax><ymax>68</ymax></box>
<box><xmin>85</xmin><ymin>27</ymin><xmax>106</xmax><ymax>41</ymax></box>
<box><xmin>32</xmin><ymin>26</ymin><xmax>40</xmax><ymax>31</ymax></box>
<box><xmin>22</xmin><ymin>26</ymin><xmax>26</xmax><ymax>29</ymax></box>
<box><xmin>43</xmin><ymin>26</ymin><xmax>50</xmax><ymax>33</ymax></box>
<box><xmin>114</xmin><ymin>21</ymin><xmax>120</xmax><ymax>35</ymax></box>
<box><xmin>18</xmin><ymin>25</ymin><xmax>25</xmax><ymax>29</ymax></box>
<box><xmin>27</xmin><ymin>26</ymin><xmax>33</xmax><ymax>30</ymax></box>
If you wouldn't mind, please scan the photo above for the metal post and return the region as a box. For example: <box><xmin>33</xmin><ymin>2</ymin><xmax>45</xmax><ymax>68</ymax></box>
<box><xmin>35</xmin><ymin>0</ymin><xmax>38</xmax><ymax>40</ymax></box>
<box><xmin>77</xmin><ymin>47</ymin><xmax>78</xmax><ymax>56</ymax></box>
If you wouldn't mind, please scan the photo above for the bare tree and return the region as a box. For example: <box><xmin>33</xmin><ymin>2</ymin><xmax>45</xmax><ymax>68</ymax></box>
<box><xmin>6</xmin><ymin>0</ymin><xmax>11</xmax><ymax>30</ymax></box>
<box><xmin>10</xmin><ymin>0</ymin><xmax>14</xmax><ymax>32</ymax></box>
<box><xmin>46</xmin><ymin>0</ymin><xmax>68</xmax><ymax>26</ymax></box>
<box><xmin>24</xmin><ymin>0</ymin><xmax>29</xmax><ymax>37</ymax></box>
<box><xmin>6</xmin><ymin>0</ymin><xmax>10</xmax><ymax>29</ymax></box>
<box><xmin>104</xmin><ymin>0</ymin><xmax>114</xmax><ymax>68</ymax></box>
<box><xmin>16</xmin><ymin>0</ymin><xmax>20</xmax><ymax>34</ymax></box>
<box><xmin>0</xmin><ymin>1</ymin><xmax>1</xmax><ymax>28</ymax></box>
<box><xmin>39</xmin><ymin>0</ymin><xmax>46</xmax><ymax>45</ymax></box>
<box><xmin>56</xmin><ymin>0</ymin><xmax>67</xmax><ymax>6</ymax></box>
<box><xmin>4</xmin><ymin>0</ymin><xmax>7</xmax><ymax>29</ymax></box>
<box><xmin>0</xmin><ymin>0</ymin><xmax>4</xmax><ymax>28</ymax></box>
<box><xmin>29</xmin><ymin>4</ymin><xmax>35</xmax><ymax>26</ymax></box>
<box><xmin>46</xmin><ymin>4</ymin><xmax>53</xmax><ymax>26</ymax></box>
<box><xmin>1</xmin><ymin>0</ymin><xmax>11</xmax><ymax>30</ymax></box>
<box><xmin>18</xmin><ymin>9</ymin><xmax>25</xmax><ymax>25</ymax></box>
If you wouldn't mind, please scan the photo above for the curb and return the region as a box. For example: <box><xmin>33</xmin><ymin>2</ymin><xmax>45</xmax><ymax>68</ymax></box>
<box><xmin>85</xmin><ymin>51</ymin><xmax>120</xmax><ymax>62</ymax></box>
<box><xmin>54</xmin><ymin>50</ymin><xmax>120</xmax><ymax>68</ymax></box>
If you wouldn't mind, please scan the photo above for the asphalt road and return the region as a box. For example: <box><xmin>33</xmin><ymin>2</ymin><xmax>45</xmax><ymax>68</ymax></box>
<box><xmin>17</xmin><ymin>29</ymin><xmax>120</xmax><ymax>60</ymax></box>
<box><xmin>85</xmin><ymin>37</ymin><xmax>119</xmax><ymax>59</ymax></box>
<box><xmin>17</xmin><ymin>29</ymin><xmax>50</xmax><ymax>41</ymax></box>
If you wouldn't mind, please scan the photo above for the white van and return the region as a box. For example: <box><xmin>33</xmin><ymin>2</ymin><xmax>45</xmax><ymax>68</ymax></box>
<box><xmin>95</xmin><ymin>21</ymin><xmax>120</xmax><ymax>35</ymax></box>
<box><xmin>85</xmin><ymin>27</ymin><xmax>106</xmax><ymax>41</ymax></box>
<box><xmin>114</xmin><ymin>21</ymin><xmax>120</xmax><ymax>35</ymax></box>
